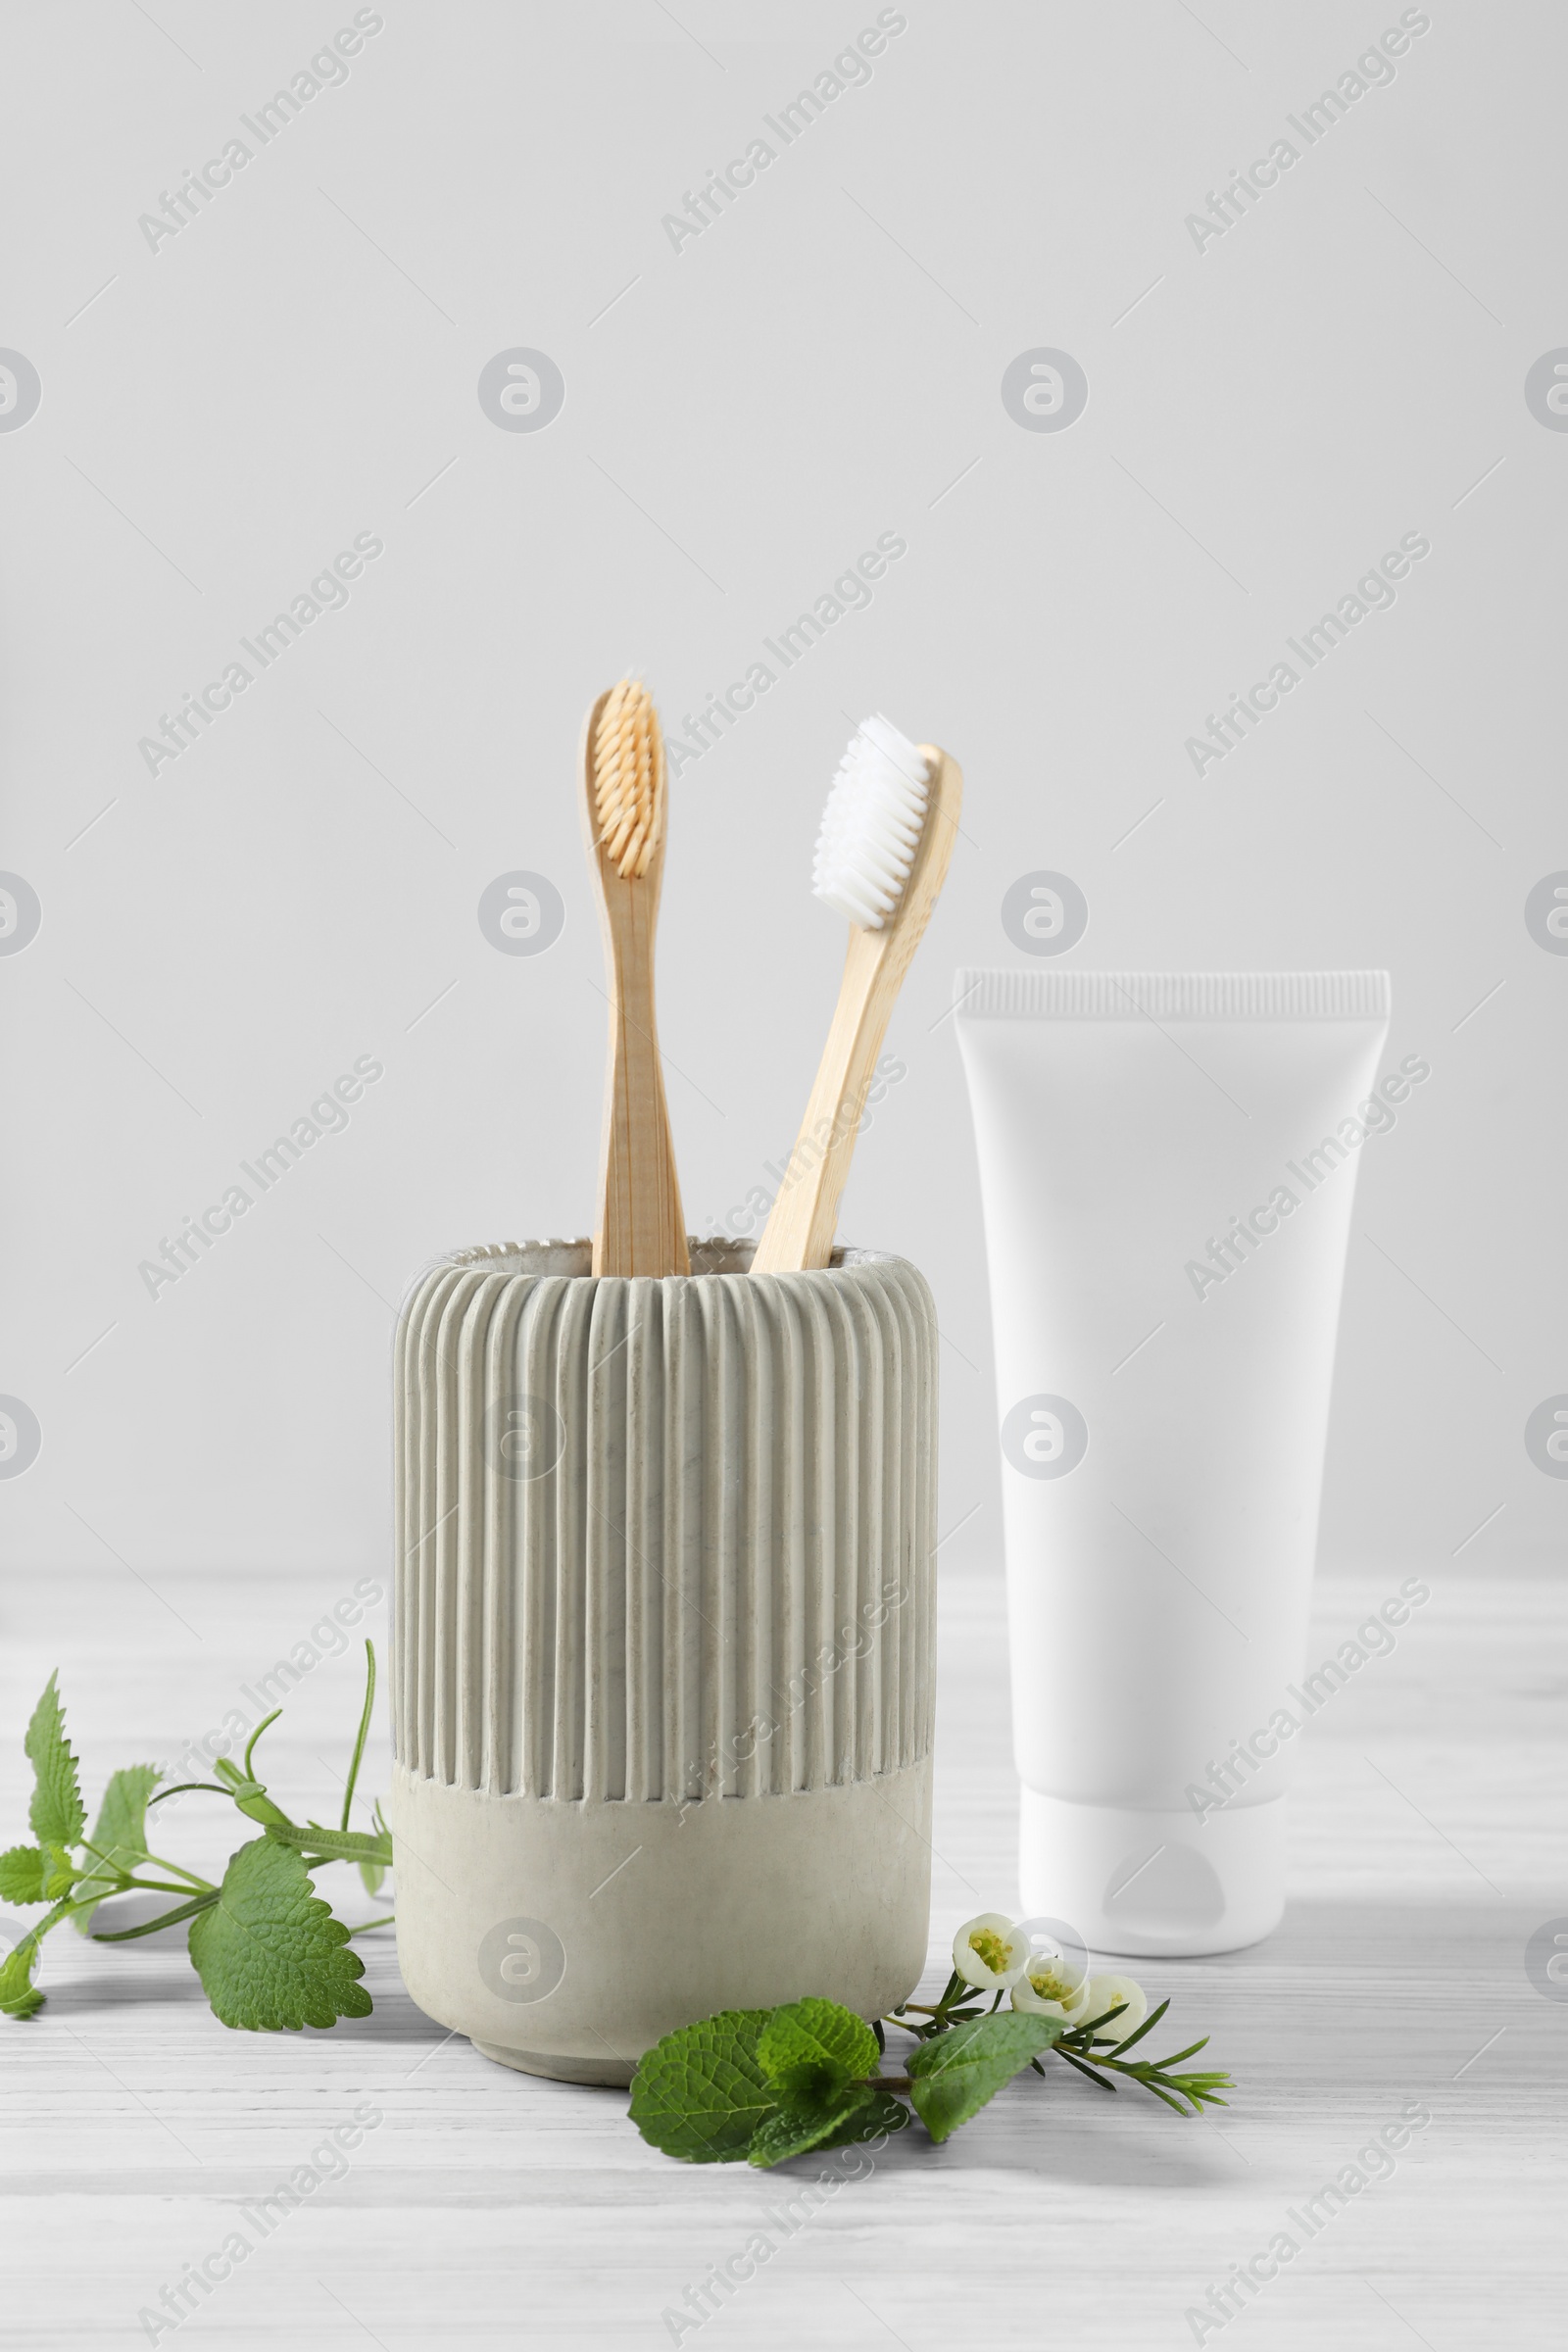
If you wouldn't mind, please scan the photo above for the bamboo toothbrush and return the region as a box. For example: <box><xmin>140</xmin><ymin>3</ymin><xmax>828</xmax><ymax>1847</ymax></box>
<box><xmin>581</xmin><ymin>678</ymin><xmax>689</xmax><ymax>1277</ymax></box>
<box><xmin>751</xmin><ymin>714</ymin><xmax>962</xmax><ymax>1275</ymax></box>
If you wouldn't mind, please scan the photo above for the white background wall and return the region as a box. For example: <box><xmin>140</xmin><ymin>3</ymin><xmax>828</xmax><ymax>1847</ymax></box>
<box><xmin>2</xmin><ymin>0</ymin><xmax>1562</xmax><ymax>1592</ymax></box>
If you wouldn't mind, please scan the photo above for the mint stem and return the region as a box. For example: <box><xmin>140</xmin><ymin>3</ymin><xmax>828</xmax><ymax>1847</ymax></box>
<box><xmin>340</xmin><ymin>1642</ymin><xmax>377</xmax><ymax>1833</ymax></box>
<box><xmin>242</xmin><ymin>1709</ymin><xmax>283</xmax><ymax>1779</ymax></box>
<box><xmin>136</xmin><ymin>1851</ymin><xmax>215</xmax><ymax>1892</ymax></box>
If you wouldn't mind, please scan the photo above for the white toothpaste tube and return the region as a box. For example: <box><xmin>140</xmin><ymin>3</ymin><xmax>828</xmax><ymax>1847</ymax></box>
<box><xmin>955</xmin><ymin>971</ymin><xmax>1397</xmax><ymax>1954</ymax></box>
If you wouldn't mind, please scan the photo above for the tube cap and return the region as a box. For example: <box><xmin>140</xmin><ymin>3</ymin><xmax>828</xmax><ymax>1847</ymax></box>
<box><xmin>1018</xmin><ymin>1787</ymin><xmax>1286</xmax><ymax>1957</ymax></box>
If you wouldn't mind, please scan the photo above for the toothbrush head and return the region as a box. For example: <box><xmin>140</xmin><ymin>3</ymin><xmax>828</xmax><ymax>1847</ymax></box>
<box><xmin>811</xmin><ymin>713</ymin><xmax>932</xmax><ymax>930</ymax></box>
<box><xmin>592</xmin><ymin>678</ymin><xmax>665</xmax><ymax>879</ymax></box>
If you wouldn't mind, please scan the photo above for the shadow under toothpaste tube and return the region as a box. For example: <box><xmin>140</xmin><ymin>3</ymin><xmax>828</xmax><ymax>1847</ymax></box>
<box><xmin>955</xmin><ymin>969</ymin><xmax>1394</xmax><ymax>1958</ymax></box>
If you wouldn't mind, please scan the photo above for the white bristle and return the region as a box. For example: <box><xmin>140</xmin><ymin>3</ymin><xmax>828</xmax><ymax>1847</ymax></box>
<box><xmin>811</xmin><ymin>714</ymin><xmax>931</xmax><ymax>930</ymax></box>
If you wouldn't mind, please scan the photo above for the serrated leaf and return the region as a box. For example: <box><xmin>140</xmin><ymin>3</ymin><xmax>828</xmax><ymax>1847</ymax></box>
<box><xmin>0</xmin><ymin>1846</ymin><xmax>49</xmax><ymax>1905</ymax></box>
<box><xmin>745</xmin><ymin>2085</ymin><xmax>859</xmax><ymax>2168</ymax></box>
<box><xmin>73</xmin><ymin>1764</ymin><xmax>162</xmax><ymax>1934</ymax></box>
<box><xmin>627</xmin><ymin>2010</ymin><xmax>778</xmax><ymax>2163</ymax></box>
<box><xmin>186</xmin><ymin>1837</ymin><xmax>371</xmax><ymax>2032</ymax></box>
<box><xmin>808</xmin><ymin>2088</ymin><xmax>906</xmax><ymax>2154</ymax></box>
<box><xmin>748</xmin><ymin>2083</ymin><xmax>908</xmax><ymax>2169</ymax></box>
<box><xmin>42</xmin><ymin>1850</ymin><xmax>77</xmax><ymax>1899</ymax></box>
<box><xmin>756</xmin><ymin>1997</ymin><xmax>880</xmax><ymax>2096</ymax></box>
<box><xmin>810</xmin><ymin>2085</ymin><xmax>910</xmax><ymax>2154</ymax></box>
<box><xmin>907</xmin><ymin>2011</ymin><xmax>1064</xmax><ymax>2144</ymax></box>
<box><xmin>24</xmin><ymin>1676</ymin><xmax>84</xmax><ymax>1854</ymax></box>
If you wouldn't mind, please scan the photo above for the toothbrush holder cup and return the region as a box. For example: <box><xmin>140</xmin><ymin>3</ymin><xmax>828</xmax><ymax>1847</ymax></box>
<box><xmin>389</xmin><ymin>1236</ymin><xmax>939</xmax><ymax>2084</ymax></box>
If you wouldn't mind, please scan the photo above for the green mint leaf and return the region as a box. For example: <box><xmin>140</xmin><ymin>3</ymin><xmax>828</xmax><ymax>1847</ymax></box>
<box><xmin>0</xmin><ymin>1896</ymin><xmax>76</xmax><ymax>2021</ymax></box>
<box><xmin>907</xmin><ymin>2011</ymin><xmax>1064</xmax><ymax>2143</ymax></box>
<box><xmin>72</xmin><ymin>1764</ymin><xmax>162</xmax><ymax>1935</ymax></box>
<box><xmin>0</xmin><ymin>1846</ymin><xmax>49</xmax><ymax>1905</ymax></box>
<box><xmin>24</xmin><ymin>1675</ymin><xmax>85</xmax><ymax>1854</ymax></box>
<box><xmin>627</xmin><ymin>2010</ymin><xmax>777</xmax><ymax>2164</ymax></box>
<box><xmin>756</xmin><ymin>1997</ymin><xmax>880</xmax><ymax>2096</ymax></box>
<box><xmin>811</xmin><ymin>2085</ymin><xmax>910</xmax><ymax>2152</ymax></box>
<box><xmin>358</xmin><ymin>1858</ymin><xmax>387</xmax><ymax>1898</ymax></box>
<box><xmin>747</xmin><ymin>2083</ymin><xmax>908</xmax><ymax>2169</ymax></box>
<box><xmin>0</xmin><ymin>1942</ymin><xmax>46</xmax><ymax>2019</ymax></box>
<box><xmin>42</xmin><ymin>1849</ymin><xmax>77</xmax><ymax>1899</ymax></box>
<box><xmin>186</xmin><ymin>1837</ymin><xmax>372</xmax><ymax>2032</ymax></box>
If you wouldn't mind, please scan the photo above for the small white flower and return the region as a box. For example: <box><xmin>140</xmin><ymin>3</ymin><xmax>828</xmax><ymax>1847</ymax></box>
<box><xmin>1009</xmin><ymin>1978</ymin><xmax>1072</xmax><ymax>2020</ymax></box>
<box><xmin>1079</xmin><ymin>1973</ymin><xmax>1148</xmax><ymax>2044</ymax></box>
<box><xmin>1010</xmin><ymin>1939</ymin><xmax>1088</xmax><ymax>2017</ymax></box>
<box><xmin>1013</xmin><ymin>1931</ymin><xmax>1088</xmax><ymax>2006</ymax></box>
<box><xmin>952</xmin><ymin>1912</ymin><xmax>1028</xmax><ymax>1989</ymax></box>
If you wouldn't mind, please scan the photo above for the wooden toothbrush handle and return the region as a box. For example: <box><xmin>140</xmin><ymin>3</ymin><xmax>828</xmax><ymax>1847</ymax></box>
<box><xmin>751</xmin><ymin>746</ymin><xmax>961</xmax><ymax>1277</ymax></box>
<box><xmin>750</xmin><ymin>924</ymin><xmax>892</xmax><ymax>1275</ymax></box>
<box><xmin>593</xmin><ymin>866</ymin><xmax>689</xmax><ymax>1278</ymax></box>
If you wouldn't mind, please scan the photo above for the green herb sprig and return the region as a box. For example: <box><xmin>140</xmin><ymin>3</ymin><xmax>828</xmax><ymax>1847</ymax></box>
<box><xmin>0</xmin><ymin>1646</ymin><xmax>393</xmax><ymax>2031</ymax></box>
<box><xmin>889</xmin><ymin>1962</ymin><xmax>1233</xmax><ymax>2119</ymax></box>
<box><xmin>2</xmin><ymin>1671</ymin><xmax>1232</xmax><ymax>2161</ymax></box>
<box><xmin>629</xmin><ymin>1930</ymin><xmax>1231</xmax><ymax>2166</ymax></box>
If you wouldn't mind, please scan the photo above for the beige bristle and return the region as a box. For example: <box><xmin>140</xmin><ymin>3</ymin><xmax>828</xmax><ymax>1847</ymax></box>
<box><xmin>592</xmin><ymin>679</ymin><xmax>664</xmax><ymax>879</ymax></box>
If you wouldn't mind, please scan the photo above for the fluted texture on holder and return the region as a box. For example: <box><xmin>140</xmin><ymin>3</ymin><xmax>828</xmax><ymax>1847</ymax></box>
<box><xmin>393</xmin><ymin>1241</ymin><xmax>938</xmax><ymax>1803</ymax></box>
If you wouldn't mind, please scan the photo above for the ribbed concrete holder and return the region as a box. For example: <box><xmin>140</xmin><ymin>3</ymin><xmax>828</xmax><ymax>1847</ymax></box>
<box><xmin>389</xmin><ymin>1237</ymin><xmax>938</xmax><ymax>2085</ymax></box>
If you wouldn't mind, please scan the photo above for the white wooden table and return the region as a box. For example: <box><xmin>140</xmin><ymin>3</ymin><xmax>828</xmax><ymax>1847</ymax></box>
<box><xmin>2</xmin><ymin>1564</ymin><xmax>1562</xmax><ymax>2349</ymax></box>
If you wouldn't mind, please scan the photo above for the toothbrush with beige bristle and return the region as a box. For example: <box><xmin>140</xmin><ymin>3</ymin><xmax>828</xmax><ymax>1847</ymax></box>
<box><xmin>581</xmin><ymin>678</ymin><xmax>689</xmax><ymax>1277</ymax></box>
<box><xmin>751</xmin><ymin>714</ymin><xmax>962</xmax><ymax>1275</ymax></box>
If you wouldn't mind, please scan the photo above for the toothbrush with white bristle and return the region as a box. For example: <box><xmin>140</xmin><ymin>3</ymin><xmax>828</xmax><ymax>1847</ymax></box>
<box><xmin>751</xmin><ymin>714</ymin><xmax>963</xmax><ymax>1275</ymax></box>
